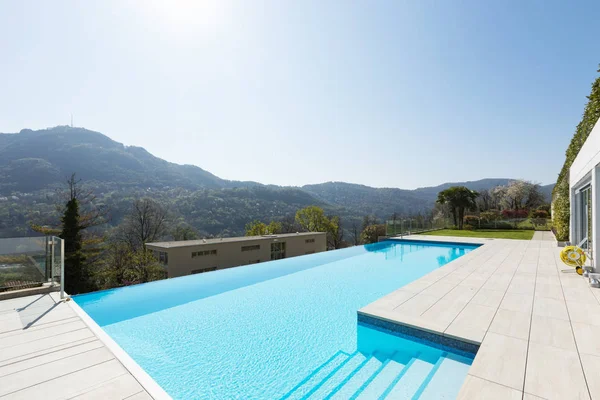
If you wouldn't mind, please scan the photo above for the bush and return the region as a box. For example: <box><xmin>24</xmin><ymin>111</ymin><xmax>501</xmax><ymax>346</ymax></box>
<box><xmin>464</xmin><ymin>215</ymin><xmax>479</xmax><ymax>226</ymax></box>
<box><xmin>502</xmin><ymin>209</ymin><xmax>529</xmax><ymax>219</ymax></box>
<box><xmin>463</xmin><ymin>224</ymin><xmax>475</xmax><ymax>231</ymax></box>
<box><xmin>530</xmin><ymin>209</ymin><xmax>549</xmax><ymax>218</ymax></box>
<box><xmin>480</xmin><ymin>210</ymin><xmax>501</xmax><ymax>222</ymax></box>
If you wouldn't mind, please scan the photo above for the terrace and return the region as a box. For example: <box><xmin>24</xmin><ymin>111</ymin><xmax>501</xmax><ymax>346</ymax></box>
<box><xmin>1</xmin><ymin>231</ymin><xmax>596</xmax><ymax>399</ymax></box>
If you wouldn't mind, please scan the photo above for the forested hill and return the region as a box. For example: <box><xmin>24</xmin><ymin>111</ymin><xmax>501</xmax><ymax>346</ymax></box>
<box><xmin>0</xmin><ymin>126</ymin><xmax>260</xmax><ymax>192</ymax></box>
<box><xmin>0</xmin><ymin>126</ymin><xmax>553</xmax><ymax>237</ymax></box>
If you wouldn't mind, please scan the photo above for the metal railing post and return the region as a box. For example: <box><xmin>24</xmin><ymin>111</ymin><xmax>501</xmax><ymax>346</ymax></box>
<box><xmin>60</xmin><ymin>237</ymin><xmax>65</xmax><ymax>299</ymax></box>
<box><xmin>50</xmin><ymin>236</ymin><xmax>55</xmax><ymax>283</ymax></box>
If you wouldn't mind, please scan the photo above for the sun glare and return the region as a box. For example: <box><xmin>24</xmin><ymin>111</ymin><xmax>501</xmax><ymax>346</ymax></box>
<box><xmin>144</xmin><ymin>0</ymin><xmax>226</xmax><ymax>35</ymax></box>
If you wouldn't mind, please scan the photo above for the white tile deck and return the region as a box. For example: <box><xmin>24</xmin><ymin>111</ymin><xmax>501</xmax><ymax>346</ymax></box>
<box><xmin>0</xmin><ymin>293</ymin><xmax>153</xmax><ymax>400</ymax></box>
<box><xmin>360</xmin><ymin>233</ymin><xmax>600</xmax><ymax>400</ymax></box>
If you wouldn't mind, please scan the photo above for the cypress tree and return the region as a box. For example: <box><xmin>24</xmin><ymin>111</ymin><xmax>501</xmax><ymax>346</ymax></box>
<box><xmin>60</xmin><ymin>198</ymin><xmax>90</xmax><ymax>294</ymax></box>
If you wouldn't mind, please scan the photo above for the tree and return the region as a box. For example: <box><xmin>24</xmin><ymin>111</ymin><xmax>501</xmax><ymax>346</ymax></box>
<box><xmin>328</xmin><ymin>216</ymin><xmax>345</xmax><ymax>249</ymax></box>
<box><xmin>97</xmin><ymin>243</ymin><xmax>166</xmax><ymax>288</ymax></box>
<box><xmin>280</xmin><ymin>214</ymin><xmax>299</xmax><ymax>233</ymax></box>
<box><xmin>295</xmin><ymin>206</ymin><xmax>331</xmax><ymax>232</ymax></box>
<box><xmin>361</xmin><ymin>215</ymin><xmax>379</xmax><ymax>232</ymax></box>
<box><xmin>118</xmin><ymin>198</ymin><xmax>169</xmax><ymax>250</ymax></box>
<box><xmin>436</xmin><ymin>186</ymin><xmax>479</xmax><ymax>230</ymax></box>
<box><xmin>360</xmin><ymin>224</ymin><xmax>386</xmax><ymax>244</ymax></box>
<box><xmin>350</xmin><ymin>221</ymin><xmax>361</xmax><ymax>245</ymax></box>
<box><xmin>172</xmin><ymin>225</ymin><xmax>199</xmax><ymax>241</ymax></box>
<box><xmin>245</xmin><ymin>220</ymin><xmax>282</xmax><ymax>236</ymax></box>
<box><xmin>60</xmin><ymin>197</ymin><xmax>93</xmax><ymax>294</ymax></box>
<box><xmin>31</xmin><ymin>174</ymin><xmax>107</xmax><ymax>294</ymax></box>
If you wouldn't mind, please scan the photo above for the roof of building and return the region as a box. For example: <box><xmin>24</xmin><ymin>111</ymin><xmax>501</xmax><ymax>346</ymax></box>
<box><xmin>147</xmin><ymin>231</ymin><xmax>326</xmax><ymax>249</ymax></box>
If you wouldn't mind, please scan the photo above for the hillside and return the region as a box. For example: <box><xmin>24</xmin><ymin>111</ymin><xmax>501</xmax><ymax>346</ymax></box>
<box><xmin>0</xmin><ymin>126</ymin><xmax>554</xmax><ymax>237</ymax></box>
<box><xmin>0</xmin><ymin>126</ymin><xmax>256</xmax><ymax>192</ymax></box>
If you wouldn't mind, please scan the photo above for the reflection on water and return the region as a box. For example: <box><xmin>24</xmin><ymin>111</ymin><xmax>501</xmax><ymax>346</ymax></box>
<box><xmin>437</xmin><ymin>248</ymin><xmax>466</xmax><ymax>266</ymax></box>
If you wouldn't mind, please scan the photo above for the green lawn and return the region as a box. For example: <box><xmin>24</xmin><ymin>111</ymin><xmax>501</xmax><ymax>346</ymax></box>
<box><xmin>418</xmin><ymin>229</ymin><xmax>535</xmax><ymax>240</ymax></box>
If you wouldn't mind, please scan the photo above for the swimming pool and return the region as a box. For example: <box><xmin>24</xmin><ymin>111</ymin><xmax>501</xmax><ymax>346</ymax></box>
<box><xmin>75</xmin><ymin>240</ymin><xmax>479</xmax><ymax>399</ymax></box>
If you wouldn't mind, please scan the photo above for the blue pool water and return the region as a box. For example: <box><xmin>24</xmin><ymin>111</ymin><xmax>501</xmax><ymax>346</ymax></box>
<box><xmin>75</xmin><ymin>240</ymin><xmax>479</xmax><ymax>399</ymax></box>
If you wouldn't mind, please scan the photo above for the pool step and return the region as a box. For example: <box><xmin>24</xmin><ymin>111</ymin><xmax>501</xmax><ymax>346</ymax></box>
<box><xmin>354</xmin><ymin>356</ymin><xmax>408</xmax><ymax>399</ymax></box>
<box><xmin>307</xmin><ymin>352</ymin><xmax>369</xmax><ymax>398</ymax></box>
<box><xmin>282</xmin><ymin>351</ymin><xmax>351</xmax><ymax>400</ymax></box>
<box><xmin>285</xmin><ymin>352</ymin><xmax>462</xmax><ymax>400</ymax></box>
<box><xmin>417</xmin><ymin>354</ymin><xmax>472</xmax><ymax>400</ymax></box>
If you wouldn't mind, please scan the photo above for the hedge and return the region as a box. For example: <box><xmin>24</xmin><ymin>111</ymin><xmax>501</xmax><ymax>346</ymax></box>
<box><xmin>552</xmin><ymin>67</ymin><xmax>600</xmax><ymax>241</ymax></box>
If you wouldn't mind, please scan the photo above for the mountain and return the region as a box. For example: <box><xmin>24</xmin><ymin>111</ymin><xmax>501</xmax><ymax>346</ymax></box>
<box><xmin>0</xmin><ymin>126</ymin><xmax>553</xmax><ymax>237</ymax></box>
<box><xmin>0</xmin><ymin>126</ymin><xmax>260</xmax><ymax>192</ymax></box>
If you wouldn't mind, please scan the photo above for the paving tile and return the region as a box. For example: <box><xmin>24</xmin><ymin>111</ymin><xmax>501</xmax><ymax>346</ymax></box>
<box><xmin>393</xmin><ymin>293</ymin><xmax>440</xmax><ymax>317</ymax></box>
<box><xmin>371</xmin><ymin>290</ymin><xmax>414</xmax><ymax>310</ymax></box>
<box><xmin>0</xmin><ymin>347</ymin><xmax>115</xmax><ymax>397</ymax></box>
<box><xmin>523</xmin><ymin>393</ymin><xmax>546</xmax><ymax>399</ymax></box>
<box><xmin>534</xmin><ymin>283</ymin><xmax>564</xmax><ymax>300</ymax></box>
<box><xmin>69</xmin><ymin>374</ymin><xmax>144</xmax><ymax>400</ymax></box>
<box><xmin>0</xmin><ymin>337</ymin><xmax>97</xmax><ymax>369</ymax></box>
<box><xmin>469</xmin><ymin>332</ymin><xmax>527</xmax><ymax>391</ymax></box>
<box><xmin>420</xmin><ymin>286</ymin><xmax>476</xmax><ymax>327</ymax></box>
<box><xmin>499</xmin><ymin>293</ymin><xmax>533</xmax><ymax>314</ymax></box>
<box><xmin>445</xmin><ymin>303</ymin><xmax>496</xmax><ymax>344</ymax></box>
<box><xmin>572</xmin><ymin>322</ymin><xmax>600</xmax><ymax>357</ymax></box>
<box><xmin>524</xmin><ymin>341</ymin><xmax>590</xmax><ymax>400</ymax></box>
<box><xmin>0</xmin><ymin>340</ymin><xmax>104</xmax><ymax>378</ymax></box>
<box><xmin>0</xmin><ymin>313</ymin><xmax>22</xmax><ymax>334</ymax></box>
<box><xmin>125</xmin><ymin>391</ymin><xmax>153</xmax><ymax>400</ymax></box>
<box><xmin>567</xmin><ymin>302</ymin><xmax>600</xmax><ymax>326</ymax></box>
<box><xmin>4</xmin><ymin>359</ymin><xmax>128</xmax><ymax>400</ymax></box>
<box><xmin>507</xmin><ymin>275</ymin><xmax>536</xmax><ymax>295</ymax></box>
<box><xmin>470</xmin><ymin>289</ymin><xmax>505</xmax><ymax>308</ymax></box>
<box><xmin>420</xmin><ymin>281</ymin><xmax>457</xmax><ymax>299</ymax></box>
<box><xmin>0</xmin><ymin>320</ymin><xmax>86</xmax><ymax>349</ymax></box>
<box><xmin>533</xmin><ymin>296</ymin><xmax>569</xmax><ymax>321</ymax></box>
<box><xmin>457</xmin><ymin>375</ymin><xmax>522</xmax><ymax>400</ymax></box>
<box><xmin>529</xmin><ymin>315</ymin><xmax>576</xmax><ymax>351</ymax></box>
<box><xmin>400</xmin><ymin>279</ymin><xmax>434</xmax><ymax>293</ymax></box>
<box><xmin>560</xmin><ymin>275</ymin><xmax>589</xmax><ymax>288</ymax></box>
<box><xmin>488</xmin><ymin>309</ymin><xmax>531</xmax><ymax>340</ymax></box>
<box><xmin>580</xmin><ymin>354</ymin><xmax>600</xmax><ymax>400</ymax></box>
<box><xmin>562</xmin><ymin>287</ymin><xmax>598</xmax><ymax>303</ymax></box>
<box><xmin>482</xmin><ymin>275</ymin><xmax>512</xmax><ymax>292</ymax></box>
<box><xmin>0</xmin><ymin>328</ymin><xmax>95</xmax><ymax>363</ymax></box>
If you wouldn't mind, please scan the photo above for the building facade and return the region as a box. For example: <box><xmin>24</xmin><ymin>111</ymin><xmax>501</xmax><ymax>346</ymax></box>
<box><xmin>570</xmin><ymin>118</ymin><xmax>600</xmax><ymax>264</ymax></box>
<box><xmin>147</xmin><ymin>232</ymin><xmax>327</xmax><ymax>278</ymax></box>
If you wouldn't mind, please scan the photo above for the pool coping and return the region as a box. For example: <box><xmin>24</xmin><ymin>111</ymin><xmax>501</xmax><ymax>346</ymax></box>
<box><xmin>68</xmin><ymin>299</ymin><xmax>172</xmax><ymax>400</ymax></box>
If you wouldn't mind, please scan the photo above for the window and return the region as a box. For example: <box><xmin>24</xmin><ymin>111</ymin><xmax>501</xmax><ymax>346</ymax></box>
<box><xmin>157</xmin><ymin>251</ymin><xmax>168</xmax><ymax>265</ymax></box>
<box><xmin>241</xmin><ymin>244</ymin><xmax>260</xmax><ymax>252</ymax></box>
<box><xmin>271</xmin><ymin>242</ymin><xmax>286</xmax><ymax>260</ymax></box>
<box><xmin>191</xmin><ymin>266</ymin><xmax>217</xmax><ymax>274</ymax></box>
<box><xmin>192</xmin><ymin>249</ymin><xmax>217</xmax><ymax>258</ymax></box>
<box><xmin>305</xmin><ymin>238</ymin><xmax>315</xmax><ymax>244</ymax></box>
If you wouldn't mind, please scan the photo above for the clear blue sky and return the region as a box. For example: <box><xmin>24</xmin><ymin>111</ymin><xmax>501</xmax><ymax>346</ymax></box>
<box><xmin>1</xmin><ymin>1</ymin><xmax>599</xmax><ymax>189</ymax></box>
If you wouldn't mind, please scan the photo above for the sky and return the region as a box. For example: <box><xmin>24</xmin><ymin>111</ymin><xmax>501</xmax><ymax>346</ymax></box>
<box><xmin>1</xmin><ymin>1</ymin><xmax>600</xmax><ymax>189</ymax></box>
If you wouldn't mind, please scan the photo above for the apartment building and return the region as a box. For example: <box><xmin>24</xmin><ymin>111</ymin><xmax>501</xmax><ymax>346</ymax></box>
<box><xmin>147</xmin><ymin>232</ymin><xmax>327</xmax><ymax>277</ymax></box>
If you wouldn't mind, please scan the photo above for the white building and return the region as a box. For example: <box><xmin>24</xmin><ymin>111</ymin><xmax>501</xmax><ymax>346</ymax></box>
<box><xmin>570</xmin><ymin>118</ymin><xmax>600</xmax><ymax>263</ymax></box>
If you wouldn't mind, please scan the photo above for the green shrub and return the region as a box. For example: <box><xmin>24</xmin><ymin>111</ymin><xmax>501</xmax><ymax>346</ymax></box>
<box><xmin>464</xmin><ymin>215</ymin><xmax>479</xmax><ymax>226</ymax></box>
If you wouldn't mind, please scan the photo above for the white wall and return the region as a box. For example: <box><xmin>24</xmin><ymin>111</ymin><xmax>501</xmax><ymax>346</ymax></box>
<box><xmin>570</xmin><ymin>121</ymin><xmax>600</xmax><ymax>186</ymax></box>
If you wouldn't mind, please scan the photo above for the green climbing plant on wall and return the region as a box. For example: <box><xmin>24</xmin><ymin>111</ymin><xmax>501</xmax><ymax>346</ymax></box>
<box><xmin>552</xmin><ymin>66</ymin><xmax>600</xmax><ymax>241</ymax></box>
